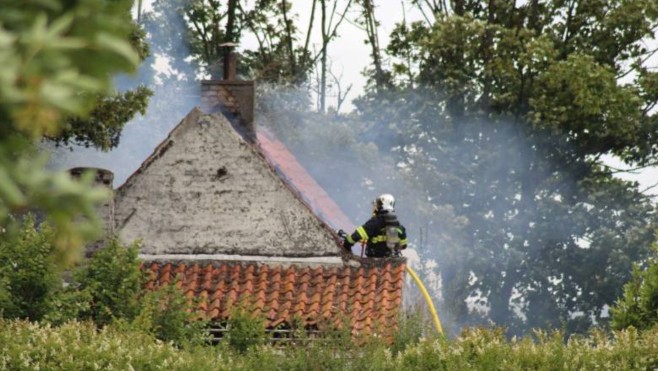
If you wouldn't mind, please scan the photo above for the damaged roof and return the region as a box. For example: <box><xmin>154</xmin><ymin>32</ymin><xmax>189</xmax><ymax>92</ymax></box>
<box><xmin>256</xmin><ymin>128</ymin><xmax>354</xmax><ymax>231</ymax></box>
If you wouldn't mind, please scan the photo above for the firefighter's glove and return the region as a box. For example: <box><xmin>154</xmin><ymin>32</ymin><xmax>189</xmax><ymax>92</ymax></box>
<box><xmin>337</xmin><ymin>230</ymin><xmax>353</xmax><ymax>253</ymax></box>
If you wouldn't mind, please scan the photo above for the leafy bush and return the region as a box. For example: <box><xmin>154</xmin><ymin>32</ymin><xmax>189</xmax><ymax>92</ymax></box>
<box><xmin>391</xmin><ymin>309</ymin><xmax>432</xmax><ymax>355</ymax></box>
<box><xmin>42</xmin><ymin>288</ymin><xmax>92</xmax><ymax>326</ymax></box>
<box><xmin>0</xmin><ymin>319</ymin><xmax>223</xmax><ymax>370</ymax></box>
<box><xmin>4</xmin><ymin>319</ymin><xmax>658</xmax><ymax>370</ymax></box>
<box><xmin>0</xmin><ymin>216</ymin><xmax>61</xmax><ymax>321</ymax></box>
<box><xmin>60</xmin><ymin>239</ymin><xmax>205</xmax><ymax>346</ymax></box>
<box><xmin>225</xmin><ymin>307</ymin><xmax>266</xmax><ymax>353</ymax></box>
<box><xmin>131</xmin><ymin>282</ymin><xmax>209</xmax><ymax>348</ymax></box>
<box><xmin>611</xmin><ymin>249</ymin><xmax>658</xmax><ymax>331</ymax></box>
<box><xmin>1</xmin><ymin>226</ymin><xmax>206</xmax><ymax>346</ymax></box>
<box><xmin>70</xmin><ymin>238</ymin><xmax>145</xmax><ymax>326</ymax></box>
<box><xmin>0</xmin><ymin>0</ymin><xmax>141</xmax><ymax>264</ymax></box>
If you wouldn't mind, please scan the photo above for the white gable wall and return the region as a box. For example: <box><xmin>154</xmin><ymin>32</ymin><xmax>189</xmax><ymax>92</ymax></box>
<box><xmin>114</xmin><ymin>109</ymin><xmax>341</xmax><ymax>257</ymax></box>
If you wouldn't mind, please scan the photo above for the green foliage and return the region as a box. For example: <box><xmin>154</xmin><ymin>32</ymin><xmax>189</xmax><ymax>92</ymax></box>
<box><xmin>131</xmin><ymin>282</ymin><xmax>209</xmax><ymax>348</ymax></box>
<box><xmin>0</xmin><ymin>226</ymin><xmax>206</xmax><ymax>346</ymax></box>
<box><xmin>391</xmin><ymin>311</ymin><xmax>428</xmax><ymax>355</ymax></box>
<box><xmin>145</xmin><ymin>0</ymin><xmax>315</xmax><ymax>84</ymax></box>
<box><xmin>0</xmin><ymin>216</ymin><xmax>60</xmax><ymax>321</ymax></box>
<box><xmin>43</xmin><ymin>287</ymin><xmax>92</xmax><ymax>326</ymax></box>
<box><xmin>59</xmin><ymin>238</ymin><xmax>206</xmax><ymax>346</ymax></box>
<box><xmin>0</xmin><ymin>0</ymin><xmax>138</xmax><ymax>137</ymax></box>
<box><xmin>50</xmin><ymin>6</ymin><xmax>153</xmax><ymax>152</ymax></box>
<box><xmin>71</xmin><ymin>239</ymin><xmax>145</xmax><ymax>326</ymax></box>
<box><xmin>6</xmin><ymin>319</ymin><xmax>658</xmax><ymax>370</ymax></box>
<box><xmin>55</xmin><ymin>86</ymin><xmax>153</xmax><ymax>151</ymax></box>
<box><xmin>0</xmin><ymin>320</ymin><xmax>223</xmax><ymax>370</ymax></box>
<box><xmin>611</xmin><ymin>246</ymin><xmax>658</xmax><ymax>331</ymax></box>
<box><xmin>225</xmin><ymin>307</ymin><xmax>266</xmax><ymax>353</ymax></box>
<box><xmin>0</xmin><ymin>0</ymin><xmax>144</xmax><ymax>264</ymax></box>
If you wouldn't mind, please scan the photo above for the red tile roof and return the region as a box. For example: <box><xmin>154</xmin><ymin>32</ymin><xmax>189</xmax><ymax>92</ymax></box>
<box><xmin>143</xmin><ymin>260</ymin><xmax>406</xmax><ymax>338</ymax></box>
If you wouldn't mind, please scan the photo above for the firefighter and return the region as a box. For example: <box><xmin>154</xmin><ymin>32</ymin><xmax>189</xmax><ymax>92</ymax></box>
<box><xmin>338</xmin><ymin>194</ymin><xmax>408</xmax><ymax>257</ymax></box>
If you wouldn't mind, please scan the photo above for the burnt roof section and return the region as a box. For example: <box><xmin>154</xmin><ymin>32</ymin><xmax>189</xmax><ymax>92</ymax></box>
<box><xmin>256</xmin><ymin>128</ymin><xmax>354</xmax><ymax>231</ymax></box>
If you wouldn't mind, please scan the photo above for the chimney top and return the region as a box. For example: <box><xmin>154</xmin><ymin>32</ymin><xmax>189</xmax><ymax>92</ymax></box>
<box><xmin>222</xmin><ymin>43</ymin><xmax>237</xmax><ymax>81</ymax></box>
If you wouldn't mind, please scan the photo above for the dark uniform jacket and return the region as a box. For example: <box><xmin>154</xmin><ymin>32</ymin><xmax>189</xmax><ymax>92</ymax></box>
<box><xmin>343</xmin><ymin>211</ymin><xmax>408</xmax><ymax>257</ymax></box>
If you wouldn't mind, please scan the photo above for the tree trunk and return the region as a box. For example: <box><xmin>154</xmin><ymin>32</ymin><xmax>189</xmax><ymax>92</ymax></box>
<box><xmin>479</xmin><ymin>0</ymin><xmax>496</xmax><ymax>112</ymax></box>
<box><xmin>320</xmin><ymin>0</ymin><xmax>328</xmax><ymax>113</ymax></box>
<box><xmin>362</xmin><ymin>0</ymin><xmax>386</xmax><ymax>90</ymax></box>
<box><xmin>137</xmin><ymin>0</ymin><xmax>143</xmax><ymax>23</ymax></box>
<box><xmin>226</xmin><ymin>0</ymin><xmax>237</xmax><ymax>43</ymax></box>
<box><xmin>281</xmin><ymin>0</ymin><xmax>298</xmax><ymax>82</ymax></box>
<box><xmin>453</xmin><ymin>0</ymin><xmax>464</xmax><ymax>16</ymax></box>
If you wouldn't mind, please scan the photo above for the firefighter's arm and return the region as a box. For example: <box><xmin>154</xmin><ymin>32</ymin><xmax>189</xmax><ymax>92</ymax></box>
<box><xmin>345</xmin><ymin>225</ymin><xmax>368</xmax><ymax>248</ymax></box>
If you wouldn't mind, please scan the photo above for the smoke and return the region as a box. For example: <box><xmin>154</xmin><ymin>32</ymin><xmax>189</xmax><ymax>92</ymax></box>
<box><xmin>254</xmin><ymin>85</ymin><xmax>460</xmax><ymax>326</ymax></box>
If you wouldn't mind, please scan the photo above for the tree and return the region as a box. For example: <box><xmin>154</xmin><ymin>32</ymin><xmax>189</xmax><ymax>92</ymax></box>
<box><xmin>144</xmin><ymin>0</ymin><xmax>305</xmax><ymax>82</ymax></box>
<box><xmin>32</xmin><ymin>1</ymin><xmax>153</xmax><ymax>152</ymax></box>
<box><xmin>54</xmin><ymin>86</ymin><xmax>153</xmax><ymax>151</ymax></box>
<box><xmin>0</xmin><ymin>0</ymin><xmax>144</xmax><ymax>265</ymax></box>
<box><xmin>356</xmin><ymin>0</ymin><xmax>390</xmax><ymax>91</ymax></box>
<box><xmin>0</xmin><ymin>224</ymin><xmax>206</xmax><ymax>346</ymax></box>
<box><xmin>355</xmin><ymin>0</ymin><xmax>658</xmax><ymax>335</ymax></box>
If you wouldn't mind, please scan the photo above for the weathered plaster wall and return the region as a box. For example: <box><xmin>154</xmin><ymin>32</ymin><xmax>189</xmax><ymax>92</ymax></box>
<box><xmin>114</xmin><ymin>108</ymin><xmax>341</xmax><ymax>257</ymax></box>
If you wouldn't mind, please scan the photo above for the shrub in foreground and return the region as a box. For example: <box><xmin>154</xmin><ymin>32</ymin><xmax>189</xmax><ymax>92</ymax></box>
<box><xmin>4</xmin><ymin>319</ymin><xmax>658</xmax><ymax>370</ymax></box>
<box><xmin>0</xmin><ymin>320</ymin><xmax>222</xmax><ymax>370</ymax></box>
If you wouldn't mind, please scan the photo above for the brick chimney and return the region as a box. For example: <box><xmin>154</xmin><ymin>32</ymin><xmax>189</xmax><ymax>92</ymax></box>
<box><xmin>201</xmin><ymin>43</ymin><xmax>255</xmax><ymax>141</ymax></box>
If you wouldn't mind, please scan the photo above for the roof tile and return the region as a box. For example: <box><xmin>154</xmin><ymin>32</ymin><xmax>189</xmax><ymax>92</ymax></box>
<box><xmin>144</xmin><ymin>260</ymin><xmax>406</xmax><ymax>339</ymax></box>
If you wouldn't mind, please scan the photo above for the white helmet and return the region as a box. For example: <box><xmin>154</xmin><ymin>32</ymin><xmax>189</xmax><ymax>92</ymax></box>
<box><xmin>375</xmin><ymin>193</ymin><xmax>395</xmax><ymax>212</ymax></box>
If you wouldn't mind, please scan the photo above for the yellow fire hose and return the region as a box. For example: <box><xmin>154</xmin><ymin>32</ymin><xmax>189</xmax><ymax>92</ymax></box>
<box><xmin>405</xmin><ymin>265</ymin><xmax>444</xmax><ymax>336</ymax></box>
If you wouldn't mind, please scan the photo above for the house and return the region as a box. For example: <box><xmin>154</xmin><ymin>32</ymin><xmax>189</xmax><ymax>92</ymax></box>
<box><xmin>82</xmin><ymin>56</ymin><xmax>407</xmax><ymax>342</ymax></box>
